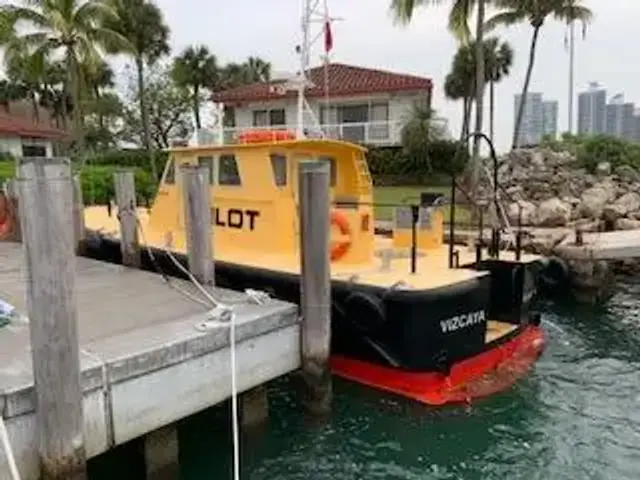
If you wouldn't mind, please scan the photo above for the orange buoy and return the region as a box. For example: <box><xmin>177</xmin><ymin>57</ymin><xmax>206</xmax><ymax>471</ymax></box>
<box><xmin>330</xmin><ymin>210</ymin><xmax>352</xmax><ymax>261</ymax></box>
<box><xmin>237</xmin><ymin>130</ymin><xmax>295</xmax><ymax>144</ymax></box>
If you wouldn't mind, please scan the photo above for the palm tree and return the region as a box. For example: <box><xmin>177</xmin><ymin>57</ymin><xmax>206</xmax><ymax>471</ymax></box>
<box><xmin>486</xmin><ymin>0</ymin><xmax>592</xmax><ymax>149</ymax></box>
<box><xmin>103</xmin><ymin>0</ymin><xmax>170</xmax><ymax>179</ymax></box>
<box><xmin>243</xmin><ymin>57</ymin><xmax>271</xmax><ymax>83</ymax></box>
<box><xmin>390</xmin><ymin>0</ymin><xmax>487</xmax><ymax>204</ymax></box>
<box><xmin>0</xmin><ymin>0</ymin><xmax>127</xmax><ymax>148</ymax></box>
<box><xmin>83</xmin><ymin>59</ymin><xmax>115</xmax><ymax>130</ymax></box>
<box><xmin>0</xmin><ymin>79</ymin><xmax>26</xmax><ymax>113</ymax></box>
<box><xmin>444</xmin><ymin>49</ymin><xmax>474</xmax><ymax>142</ymax></box>
<box><xmin>172</xmin><ymin>45</ymin><xmax>219</xmax><ymax>129</ymax></box>
<box><xmin>484</xmin><ymin>37</ymin><xmax>513</xmax><ymax>142</ymax></box>
<box><xmin>5</xmin><ymin>46</ymin><xmax>46</xmax><ymax>122</ymax></box>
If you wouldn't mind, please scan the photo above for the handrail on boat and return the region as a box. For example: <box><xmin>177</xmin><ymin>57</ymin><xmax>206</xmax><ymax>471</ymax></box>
<box><xmin>447</xmin><ymin>132</ymin><xmax>524</xmax><ymax>269</ymax></box>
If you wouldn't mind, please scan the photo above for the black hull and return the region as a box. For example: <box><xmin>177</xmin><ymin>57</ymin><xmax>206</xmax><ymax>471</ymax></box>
<box><xmin>82</xmin><ymin>234</ymin><xmax>546</xmax><ymax>375</ymax></box>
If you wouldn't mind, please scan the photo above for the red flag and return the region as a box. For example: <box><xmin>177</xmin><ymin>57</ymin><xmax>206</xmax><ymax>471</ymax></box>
<box><xmin>324</xmin><ymin>20</ymin><xmax>333</xmax><ymax>53</ymax></box>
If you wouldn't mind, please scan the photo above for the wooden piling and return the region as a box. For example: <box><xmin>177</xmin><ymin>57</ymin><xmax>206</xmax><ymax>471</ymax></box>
<box><xmin>72</xmin><ymin>174</ymin><xmax>86</xmax><ymax>254</ymax></box>
<box><xmin>299</xmin><ymin>160</ymin><xmax>332</xmax><ymax>415</ymax></box>
<box><xmin>17</xmin><ymin>158</ymin><xmax>87</xmax><ymax>480</ymax></box>
<box><xmin>180</xmin><ymin>164</ymin><xmax>214</xmax><ymax>284</ymax></box>
<box><xmin>3</xmin><ymin>179</ymin><xmax>21</xmax><ymax>242</ymax></box>
<box><xmin>113</xmin><ymin>170</ymin><xmax>141</xmax><ymax>268</ymax></box>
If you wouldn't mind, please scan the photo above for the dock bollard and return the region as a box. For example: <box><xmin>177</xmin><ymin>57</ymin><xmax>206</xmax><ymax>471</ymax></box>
<box><xmin>299</xmin><ymin>160</ymin><xmax>332</xmax><ymax>415</ymax></box>
<box><xmin>113</xmin><ymin>170</ymin><xmax>141</xmax><ymax>268</ymax></box>
<box><xmin>17</xmin><ymin>158</ymin><xmax>87</xmax><ymax>479</ymax></box>
<box><xmin>180</xmin><ymin>164</ymin><xmax>214</xmax><ymax>285</ymax></box>
<box><xmin>72</xmin><ymin>174</ymin><xmax>86</xmax><ymax>255</ymax></box>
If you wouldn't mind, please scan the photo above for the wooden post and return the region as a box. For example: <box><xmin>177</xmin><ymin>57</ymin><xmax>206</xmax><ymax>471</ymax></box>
<box><xmin>113</xmin><ymin>170</ymin><xmax>141</xmax><ymax>268</ymax></box>
<box><xmin>143</xmin><ymin>425</ymin><xmax>179</xmax><ymax>479</ymax></box>
<box><xmin>72</xmin><ymin>174</ymin><xmax>86</xmax><ymax>255</ymax></box>
<box><xmin>180</xmin><ymin>164</ymin><xmax>214</xmax><ymax>284</ymax></box>
<box><xmin>299</xmin><ymin>160</ymin><xmax>332</xmax><ymax>415</ymax></box>
<box><xmin>17</xmin><ymin>158</ymin><xmax>86</xmax><ymax>480</ymax></box>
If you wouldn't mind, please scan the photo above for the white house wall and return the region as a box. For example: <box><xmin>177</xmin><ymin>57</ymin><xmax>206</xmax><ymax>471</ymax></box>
<box><xmin>232</xmin><ymin>92</ymin><xmax>424</xmax><ymax>145</ymax></box>
<box><xmin>0</xmin><ymin>135</ymin><xmax>54</xmax><ymax>157</ymax></box>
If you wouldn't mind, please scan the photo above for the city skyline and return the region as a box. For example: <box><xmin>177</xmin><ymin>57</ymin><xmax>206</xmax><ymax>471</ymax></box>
<box><xmin>513</xmin><ymin>93</ymin><xmax>559</xmax><ymax>147</ymax></box>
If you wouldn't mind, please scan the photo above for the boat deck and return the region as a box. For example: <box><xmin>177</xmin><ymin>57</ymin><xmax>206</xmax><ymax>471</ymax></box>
<box><xmin>84</xmin><ymin>206</ymin><xmax>541</xmax><ymax>292</ymax></box>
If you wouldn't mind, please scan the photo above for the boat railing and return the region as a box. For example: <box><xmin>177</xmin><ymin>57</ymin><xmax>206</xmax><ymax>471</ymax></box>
<box><xmin>447</xmin><ymin>132</ymin><xmax>524</xmax><ymax>269</ymax></box>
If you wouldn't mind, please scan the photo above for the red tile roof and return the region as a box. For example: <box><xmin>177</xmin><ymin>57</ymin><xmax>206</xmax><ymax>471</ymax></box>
<box><xmin>0</xmin><ymin>112</ymin><xmax>67</xmax><ymax>140</ymax></box>
<box><xmin>211</xmin><ymin>62</ymin><xmax>433</xmax><ymax>104</ymax></box>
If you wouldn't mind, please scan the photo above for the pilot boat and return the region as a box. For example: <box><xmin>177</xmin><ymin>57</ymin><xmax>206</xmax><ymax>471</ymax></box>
<box><xmin>83</xmin><ymin>135</ymin><xmax>546</xmax><ymax>405</ymax></box>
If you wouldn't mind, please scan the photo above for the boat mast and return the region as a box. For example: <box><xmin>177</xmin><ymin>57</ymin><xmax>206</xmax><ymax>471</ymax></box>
<box><xmin>295</xmin><ymin>0</ymin><xmax>340</xmax><ymax>138</ymax></box>
<box><xmin>296</xmin><ymin>0</ymin><xmax>313</xmax><ymax>138</ymax></box>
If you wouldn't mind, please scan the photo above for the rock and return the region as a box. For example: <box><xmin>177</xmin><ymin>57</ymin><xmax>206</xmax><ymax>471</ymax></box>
<box><xmin>614</xmin><ymin>218</ymin><xmax>640</xmax><ymax>230</ymax></box>
<box><xmin>602</xmin><ymin>192</ymin><xmax>640</xmax><ymax>222</ymax></box>
<box><xmin>578</xmin><ymin>182</ymin><xmax>617</xmax><ymax>219</ymax></box>
<box><xmin>507</xmin><ymin>200</ymin><xmax>536</xmax><ymax>225</ymax></box>
<box><xmin>596</xmin><ymin>161</ymin><xmax>611</xmax><ymax>177</ymax></box>
<box><xmin>614</xmin><ymin>164</ymin><xmax>640</xmax><ymax>184</ymax></box>
<box><xmin>534</xmin><ymin>198</ymin><xmax>572</xmax><ymax>227</ymax></box>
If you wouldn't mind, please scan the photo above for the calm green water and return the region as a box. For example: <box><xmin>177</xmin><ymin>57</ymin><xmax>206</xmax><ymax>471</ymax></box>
<box><xmin>90</xmin><ymin>282</ymin><xmax>640</xmax><ymax>480</ymax></box>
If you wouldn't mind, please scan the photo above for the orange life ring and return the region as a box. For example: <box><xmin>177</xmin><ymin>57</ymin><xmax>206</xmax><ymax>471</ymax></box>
<box><xmin>238</xmin><ymin>130</ymin><xmax>295</xmax><ymax>143</ymax></box>
<box><xmin>330</xmin><ymin>210</ymin><xmax>352</xmax><ymax>261</ymax></box>
<box><xmin>0</xmin><ymin>193</ymin><xmax>13</xmax><ymax>240</ymax></box>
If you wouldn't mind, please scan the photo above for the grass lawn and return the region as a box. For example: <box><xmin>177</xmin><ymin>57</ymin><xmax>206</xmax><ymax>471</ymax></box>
<box><xmin>373</xmin><ymin>185</ymin><xmax>471</xmax><ymax>224</ymax></box>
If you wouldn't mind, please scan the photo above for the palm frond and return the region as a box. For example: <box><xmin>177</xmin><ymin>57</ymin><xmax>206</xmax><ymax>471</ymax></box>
<box><xmin>0</xmin><ymin>4</ymin><xmax>51</xmax><ymax>29</ymax></box>
<box><xmin>389</xmin><ymin>0</ymin><xmax>442</xmax><ymax>26</ymax></box>
<box><xmin>484</xmin><ymin>10</ymin><xmax>526</xmax><ymax>32</ymax></box>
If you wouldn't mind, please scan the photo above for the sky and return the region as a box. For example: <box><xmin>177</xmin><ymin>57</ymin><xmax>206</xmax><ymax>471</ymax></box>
<box><xmin>146</xmin><ymin>0</ymin><xmax>639</xmax><ymax>153</ymax></box>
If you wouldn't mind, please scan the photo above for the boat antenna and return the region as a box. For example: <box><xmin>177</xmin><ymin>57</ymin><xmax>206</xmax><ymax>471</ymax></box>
<box><xmin>294</xmin><ymin>0</ymin><xmax>342</xmax><ymax>138</ymax></box>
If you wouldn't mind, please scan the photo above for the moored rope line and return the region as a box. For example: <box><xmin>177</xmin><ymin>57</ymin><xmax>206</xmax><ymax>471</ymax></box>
<box><xmin>0</xmin><ymin>415</ymin><xmax>21</xmax><ymax>480</ymax></box>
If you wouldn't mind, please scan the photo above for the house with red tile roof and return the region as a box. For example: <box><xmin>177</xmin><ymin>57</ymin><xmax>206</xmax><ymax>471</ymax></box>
<box><xmin>0</xmin><ymin>110</ymin><xmax>67</xmax><ymax>158</ymax></box>
<box><xmin>211</xmin><ymin>62</ymin><xmax>434</xmax><ymax>147</ymax></box>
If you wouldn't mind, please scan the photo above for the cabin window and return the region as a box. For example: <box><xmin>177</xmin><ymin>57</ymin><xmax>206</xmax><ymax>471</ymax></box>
<box><xmin>318</xmin><ymin>156</ymin><xmax>337</xmax><ymax>187</ymax></box>
<box><xmin>270</xmin><ymin>154</ymin><xmax>287</xmax><ymax>187</ymax></box>
<box><xmin>197</xmin><ymin>156</ymin><xmax>215</xmax><ymax>184</ymax></box>
<box><xmin>163</xmin><ymin>158</ymin><xmax>176</xmax><ymax>184</ymax></box>
<box><xmin>218</xmin><ymin>154</ymin><xmax>241</xmax><ymax>186</ymax></box>
<box><xmin>269</xmin><ymin>109</ymin><xmax>286</xmax><ymax>126</ymax></box>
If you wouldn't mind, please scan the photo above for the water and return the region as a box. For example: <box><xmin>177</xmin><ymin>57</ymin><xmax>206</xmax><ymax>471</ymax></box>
<box><xmin>91</xmin><ymin>282</ymin><xmax>640</xmax><ymax>479</ymax></box>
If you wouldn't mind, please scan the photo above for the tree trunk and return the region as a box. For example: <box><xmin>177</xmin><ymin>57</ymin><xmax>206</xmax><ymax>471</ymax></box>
<box><xmin>135</xmin><ymin>56</ymin><xmax>157</xmax><ymax>180</ymax></box>
<box><xmin>470</xmin><ymin>0</ymin><xmax>486</xmax><ymax>205</ymax></box>
<box><xmin>489</xmin><ymin>80</ymin><xmax>495</xmax><ymax>143</ymax></box>
<box><xmin>94</xmin><ymin>85</ymin><xmax>105</xmax><ymax>131</ymax></box>
<box><xmin>30</xmin><ymin>92</ymin><xmax>40</xmax><ymax>123</ymax></box>
<box><xmin>67</xmin><ymin>53</ymin><xmax>83</xmax><ymax>152</ymax></box>
<box><xmin>512</xmin><ymin>25</ymin><xmax>542</xmax><ymax>150</ymax></box>
<box><xmin>193</xmin><ymin>85</ymin><xmax>201</xmax><ymax>130</ymax></box>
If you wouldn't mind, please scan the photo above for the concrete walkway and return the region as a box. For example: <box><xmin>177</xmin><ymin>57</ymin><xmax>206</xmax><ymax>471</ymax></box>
<box><xmin>0</xmin><ymin>242</ymin><xmax>298</xmax><ymax>479</ymax></box>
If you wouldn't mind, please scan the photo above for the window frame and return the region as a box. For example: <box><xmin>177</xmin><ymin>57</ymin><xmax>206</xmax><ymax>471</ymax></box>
<box><xmin>197</xmin><ymin>155</ymin><xmax>215</xmax><ymax>185</ymax></box>
<box><xmin>269</xmin><ymin>152</ymin><xmax>288</xmax><ymax>187</ymax></box>
<box><xmin>318</xmin><ymin>156</ymin><xmax>337</xmax><ymax>187</ymax></box>
<box><xmin>217</xmin><ymin>153</ymin><xmax>242</xmax><ymax>186</ymax></box>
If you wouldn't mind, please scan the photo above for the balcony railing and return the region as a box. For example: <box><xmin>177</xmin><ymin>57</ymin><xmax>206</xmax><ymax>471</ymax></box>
<box><xmin>221</xmin><ymin>120</ymin><xmax>405</xmax><ymax>146</ymax></box>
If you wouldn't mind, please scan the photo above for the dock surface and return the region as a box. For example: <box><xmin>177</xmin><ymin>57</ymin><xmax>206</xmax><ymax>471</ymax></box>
<box><xmin>555</xmin><ymin>229</ymin><xmax>640</xmax><ymax>260</ymax></box>
<box><xmin>0</xmin><ymin>242</ymin><xmax>299</xmax><ymax>479</ymax></box>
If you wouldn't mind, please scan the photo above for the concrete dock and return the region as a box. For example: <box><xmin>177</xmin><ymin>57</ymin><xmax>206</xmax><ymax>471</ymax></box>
<box><xmin>0</xmin><ymin>241</ymin><xmax>299</xmax><ymax>479</ymax></box>
<box><xmin>555</xmin><ymin>229</ymin><xmax>640</xmax><ymax>260</ymax></box>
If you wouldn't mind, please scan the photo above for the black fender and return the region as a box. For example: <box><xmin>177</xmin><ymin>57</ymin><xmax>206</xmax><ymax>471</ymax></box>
<box><xmin>343</xmin><ymin>291</ymin><xmax>387</xmax><ymax>334</ymax></box>
<box><xmin>534</xmin><ymin>256</ymin><xmax>569</xmax><ymax>290</ymax></box>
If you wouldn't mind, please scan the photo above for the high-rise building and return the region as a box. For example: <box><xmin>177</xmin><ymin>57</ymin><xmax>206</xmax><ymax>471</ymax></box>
<box><xmin>513</xmin><ymin>93</ymin><xmax>557</xmax><ymax>146</ymax></box>
<box><xmin>578</xmin><ymin>82</ymin><xmax>607</xmax><ymax>135</ymax></box>
<box><xmin>542</xmin><ymin>100</ymin><xmax>559</xmax><ymax>139</ymax></box>
<box><xmin>634</xmin><ymin>109</ymin><xmax>640</xmax><ymax>143</ymax></box>
<box><xmin>514</xmin><ymin>92</ymin><xmax>543</xmax><ymax>147</ymax></box>
<box><xmin>605</xmin><ymin>93</ymin><xmax>636</xmax><ymax>141</ymax></box>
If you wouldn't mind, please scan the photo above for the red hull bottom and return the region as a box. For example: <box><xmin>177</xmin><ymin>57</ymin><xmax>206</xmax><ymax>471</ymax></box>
<box><xmin>329</xmin><ymin>325</ymin><xmax>545</xmax><ymax>406</ymax></box>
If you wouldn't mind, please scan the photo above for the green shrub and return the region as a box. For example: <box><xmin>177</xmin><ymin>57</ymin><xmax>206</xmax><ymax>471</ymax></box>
<box><xmin>541</xmin><ymin>133</ymin><xmax>640</xmax><ymax>173</ymax></box>
<box><xmin>73</xmin><ymin>149</ymin><xmax>168</xmax><ymax>173</ymax></box>
<box><xmin>0</xmin><ymin>161</ymin><xmax>157</xmax><ymax>206</ymax></box>
<box><xmin>365</xmin><ymin>139</ymin><xmax>468</xmax><ymax>185</ymax></box>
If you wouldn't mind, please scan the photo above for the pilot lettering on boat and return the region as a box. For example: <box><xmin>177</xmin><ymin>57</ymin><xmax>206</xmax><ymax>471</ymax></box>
<box><xmin>211</xmin><ymin>208</ymin><xmax>260</xmax><ymax>231</ymax></box>
<box><xmin>440</xmin><ymin>310</ymin><xmax>486</xmax><ymax>333</ymax></box>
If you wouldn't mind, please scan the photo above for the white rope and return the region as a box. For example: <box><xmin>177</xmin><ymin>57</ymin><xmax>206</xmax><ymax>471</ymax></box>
<box><xmin>0</xmin><ymin>416</ymin><xmax>21</xmax><ymax>480</ymax></box>
<box><xmin>125</xmin><ymin>208</ymin><xmax>276</xmax><ymax>480</ymax></box>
